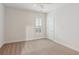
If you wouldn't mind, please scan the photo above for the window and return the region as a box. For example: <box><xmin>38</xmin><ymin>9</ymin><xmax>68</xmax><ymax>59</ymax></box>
<box><xmin>35</xmin><ymin>16</ymin><xmax>42</xmax><ymax>32</ymax></box>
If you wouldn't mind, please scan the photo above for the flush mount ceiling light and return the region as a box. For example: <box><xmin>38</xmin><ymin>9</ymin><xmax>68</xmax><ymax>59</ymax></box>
<box><xmin>33</xmin><ymin>3</ymin><xmax>51</xmax><ymax>9</ymax></box>
<box><xmin>32</xmin><ymin>3</ymin><xmax>53</xmax><ymax>12</ymax></box>
<box><xmin>38</xmin><ymin>3</ymin><xmax>45</xmax><ymax>9</ymax></box>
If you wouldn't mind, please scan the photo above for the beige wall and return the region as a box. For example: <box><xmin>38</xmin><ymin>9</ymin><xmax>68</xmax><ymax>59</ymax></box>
<box><xmin>0</xmin><ymin>4</ymin><xmax>5</xmax><ymax>47</ymax></box>
<box><xmin>5</xmin><ymin>7</ymin><xmax>46</xmax><ymax>43</ymax></box>
<box><xmin>47</xmin><ymin>11</ymin><xmax>55</xmax><ymax>40</ymax></box>
<box><xmin>47</xmin><ymin>4</ymin><xmax>79</xmax><ymax>52</ymax></box>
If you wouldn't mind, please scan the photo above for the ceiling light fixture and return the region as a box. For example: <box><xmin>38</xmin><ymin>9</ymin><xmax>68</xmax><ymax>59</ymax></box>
<box><xmin>39</xmin><ymin>3</ymin><xmax>45</xmax><ymax>9</ymax></box>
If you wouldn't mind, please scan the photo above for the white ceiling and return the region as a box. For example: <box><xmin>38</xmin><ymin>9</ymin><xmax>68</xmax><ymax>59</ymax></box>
<box><xmin>3</xmin><ymin>3</ymin><xmax>66</xmax><ymax>13</ymax></box>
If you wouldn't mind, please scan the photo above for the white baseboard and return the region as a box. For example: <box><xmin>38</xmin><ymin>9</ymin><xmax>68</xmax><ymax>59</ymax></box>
<box><xmin>5</xmin><ymin>39</ymin><xmax>26</xmax><ymax>44</ymax></box>
<box><xmin>49</xmin><ymin>38</ymin><xmax>79</xmax><ymax>52</ymax></box>
<box><xmin>0</xmin><ymin>42</ymin><xmax>4</xmax><ymax>48</ymax></box>
<box><xmin>54</xmin><ymin>40</ymin><xmax>79</xmax><ymax>52</ymax></box>
<box><xmin>5</xmin><ymin>37</ymin><xmax>46</xmax><ymax>44</ymax></box>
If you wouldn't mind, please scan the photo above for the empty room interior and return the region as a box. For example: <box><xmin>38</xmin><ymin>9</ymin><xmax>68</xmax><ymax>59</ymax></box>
<box><xmin>0</xmin><ymin>3</ymin><xmax>79</xmax><ymax>55</ymax></box>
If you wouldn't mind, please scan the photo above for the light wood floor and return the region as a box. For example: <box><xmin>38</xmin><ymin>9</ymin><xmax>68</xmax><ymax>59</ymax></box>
<box><xmin>0</xmin><ymin>39</ymin><xmax>79</xmax><ymax>55</ymax></box>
